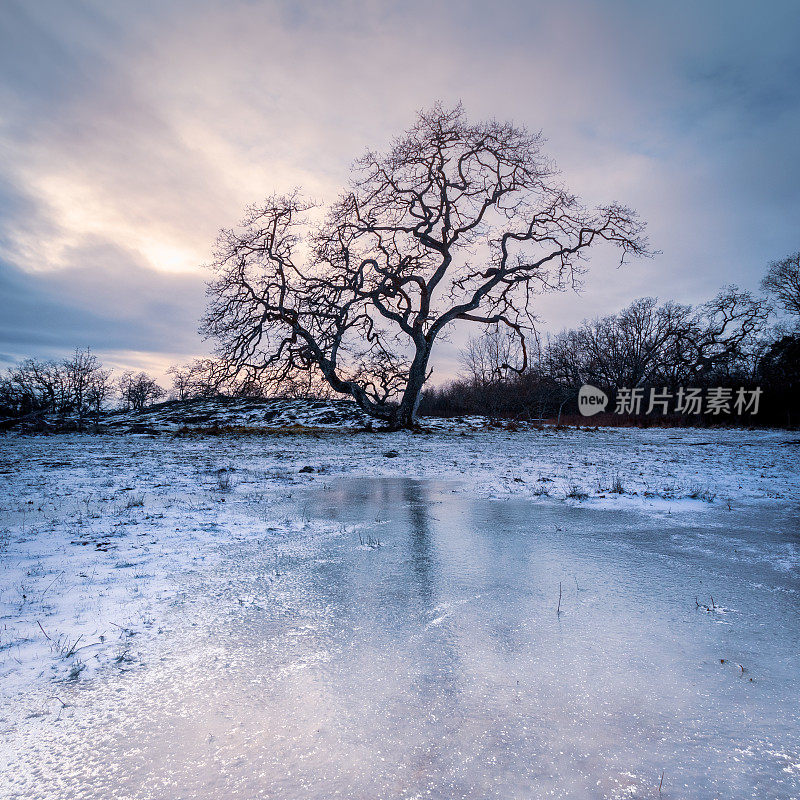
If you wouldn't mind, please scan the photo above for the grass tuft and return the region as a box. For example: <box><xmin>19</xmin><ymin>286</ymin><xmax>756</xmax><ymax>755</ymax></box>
<box><xmin>124</xmin><ymin>493</ymin><xmax>145</xmax><ymax>509</ymax></box>
<box><xmin>565</xmin><ymin>484</ymin><xmax>589</xmax><ymax>501</ymax></box>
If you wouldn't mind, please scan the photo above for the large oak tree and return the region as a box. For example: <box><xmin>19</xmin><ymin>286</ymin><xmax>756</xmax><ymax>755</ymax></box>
<box><xmin>202</xmin><ymin>104</ymin><xmax>651</xmax><ymax>428</ymax></box>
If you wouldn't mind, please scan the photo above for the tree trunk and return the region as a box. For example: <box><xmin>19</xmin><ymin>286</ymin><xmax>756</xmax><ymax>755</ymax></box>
<box><xmin>389</xmin><ymin>343</ymin><xmax>431</xmax><ymax>429</ymax></box>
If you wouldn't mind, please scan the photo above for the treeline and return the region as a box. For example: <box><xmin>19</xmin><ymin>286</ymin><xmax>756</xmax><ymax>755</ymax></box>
<box><xmin>0</xmin><ymin>349</ymin><xmax>323</xmax><ymax>430</ymax></box>
<box><xmin>421</xmin><ymin>262</ymin><xmax>800</xmax><ymax>427</ymax></box>
<box><xmin>3</xmin><ymin>254</ymin><xmax>799</xmax><ymax>429</ymax></box>
<box><xmin>0</xmin><ymin>349</ymin><xmax>167</xmax><ymax>429</ymax></box>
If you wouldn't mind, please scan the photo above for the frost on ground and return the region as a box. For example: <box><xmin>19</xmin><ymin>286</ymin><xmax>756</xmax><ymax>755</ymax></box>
<box><xmin>1</xmin><ymin>422</ymin><xmax>796</xmax><ymax>702</ymax></box>
<box><xmin>100</xmin><ymin>396</ymin><xmax>376</xmax><ymax>432</ymax></box>
<box><xmin>0</xmin><ymin>418</ymin><xmax>798</xmax><ymax>799</ymax></box>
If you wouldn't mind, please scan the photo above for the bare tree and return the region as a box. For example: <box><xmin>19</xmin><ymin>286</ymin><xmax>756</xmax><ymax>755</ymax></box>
<box><xmin>118</xmin><ymin>371</ymin><xmax>165</xmax><ymax>412</ymax></box>
<box><xmin>169</xmin><ymin>358</ymin><xmax>250</xmax><ymax>400</ymax></box>
<box><xmin>0</xmin><ymin>350</ymin><xmax>113</xmax><ymax>427</ymax></box>
<box><xmin>578</xmin><ymin>298</ymin><xmax>693</xmax><ymax>388</ymax></box>
<box><xmin>85</xmin><ymin>369</ymin><xmax>114</xmax><ymax>423</ymax></box>
<box><xmin>761</xmin><ymin>252</ymin><xmax>800</xmax><ymax>319</ymax></box>
<box><xmin>202</xmin><ymin>103</ymin><xmax>651</xmax><ymax>428</ymax></box>
<box><xmin>0</xmin><ymin>375</ymin><xmax>16</xmax><ymax>415</ymax></box>
<box><xmin>8</xmin><ymin>358</ymin><xmax>68</xmax><ymax>413</ymax></box>
<box><xmin>167</xmin><ymin>364</ymin><xmax>194</xmax><ymax>400</ymax></box>
<box><xmin>186</xmin><ymin>359</ymin><xmax>225</xmax><ymax>398</ymax></box>
<box><xmin>62</xmin><ymin>348</ymin><xmax>112</xmax><ymax>428</ymax></box>
<box><xmin>674</xmin><ymin>286</ymin><xmax>771</xmax><ymax>380</ymax></box>
<box><xmin>545</xmin><ymin>329</ymin><xmax>586</xmax><ymax>387</ymax></box>
<box><xmin>545</xmin><ymin>288</ymin><xmax>769</xmax><ymax>391</ymax></box>
<box><xmin>460</xmin><ymin>326</ymin><xmax>523</xmax><ymax>386</ymax></box>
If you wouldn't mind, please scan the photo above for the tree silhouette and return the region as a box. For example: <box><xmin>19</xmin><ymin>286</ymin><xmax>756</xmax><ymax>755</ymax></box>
<box><xmin>202</xmin><ymin>104</ymin><xmax>650</xmax><ymax>428</ymax></box>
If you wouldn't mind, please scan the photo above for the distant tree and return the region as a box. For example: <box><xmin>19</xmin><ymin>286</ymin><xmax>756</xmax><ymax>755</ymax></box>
<box><xmin>0</xmin><ymin>374</ymin><xmax>22</xmax><ymax>417</ymax></box>
<box><xmin>545</xmin><ymin>329</ymin><xmax>585</xmax><ymax>387</ymax></box>
<box><xmin>675</xmin><ymin>286</ymin><xmax>771</xmax><ymax>381</ymax></box>
<box><xmin>579</xmin><ymin>298</ymin><xmax>693</xmax><ymax>389</ymax></box>
<box><xmin>8</xmin><ymin>358</ymin><xmax>68</xmax><ymax>414</ymax></box>
<box><xmin>460</xmin><ymin>326</ymin><xmax>523</xmax><ymax>386</ymax></box>
<box><xmin>86</xmin><ymin>369</ymin><xmax>114</xmax><ymax>423</ymax></box>
<box><xmin>759</xmin><ymin>334</ymin><xmax>800</xmax><ymax>386</ymax></box>
<box><xmin>168</xmin><ymin>358</ymin><xmax>239</xmax><ymax>400</ymax></box>
<box><xmin>202</xmin><ymin>103</ymin><xmax>650</xmax><ymax>428</ymax></box>
<box><xmin>185</xmin><ymin>358</ymin><xmax>227</xmax><ymax>398</ymax></box>
<box><xmin>545</xmin><ymin>288</ymin><xmax>769</xmax><ymax>391</ymax></box>
<box><xmin>0</xmin><ymin>350</ymin><xmax>113</xmax><ymax>426</ymax></box>
<box><xmin>62</xmin><ymin>348</ymin><xmax>112</xmax><ymax>428</ymax></box>
<box><xmin>118</xmin><ymin>371</ymin><xmax>165</xmax><ymax>412</ymax></box>
<box><xmin>167</xmin><ymin>364</ymin><xmax>194</xmax><ymax>400</ymax></box>
<box><xmin>761</xmin><ymin>252</ymin><xmax>800</xmax><ymax>319</ymax></box>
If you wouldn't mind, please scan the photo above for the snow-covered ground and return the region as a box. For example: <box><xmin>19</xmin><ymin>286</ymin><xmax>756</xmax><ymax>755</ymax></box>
<box><xmin>0</xmin><ymin>420</ymin><xmax>798</xmax><ymax>798</ymax></box>
<box><xmin>100</xmin><ymin>396</ymin><xmax>377</xmax><ymax>432</ymax></box>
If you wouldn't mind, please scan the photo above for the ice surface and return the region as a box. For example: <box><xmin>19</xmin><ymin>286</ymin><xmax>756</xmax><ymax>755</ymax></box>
<box><xmin>0</xmin><ymin>429</ymin><xmax>798</xmax><ymax>798</ymax></box>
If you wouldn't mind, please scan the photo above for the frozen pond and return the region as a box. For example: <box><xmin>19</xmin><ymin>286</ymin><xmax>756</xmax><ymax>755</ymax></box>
<box><xmin>2</xmin><ymin>476</ymin><xmax>799</xmax><ymax>799</ymax></box>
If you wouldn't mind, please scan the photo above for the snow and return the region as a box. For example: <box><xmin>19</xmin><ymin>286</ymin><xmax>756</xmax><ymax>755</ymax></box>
<box><xmin>100</xmin><ymin>396</ymin><xmax>377</xmax><ymax>432</ymax></box>
<box><xmin>0</xmin><ymin>410</ymin><xmax>798</xmax><ymax>798</ymax></box>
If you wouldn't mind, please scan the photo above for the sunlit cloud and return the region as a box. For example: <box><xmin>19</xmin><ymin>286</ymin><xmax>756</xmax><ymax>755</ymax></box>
<box><xmin>0</xmin><ymin>0</ymin><xmax>798</xmax><ymax>381</ymax></box>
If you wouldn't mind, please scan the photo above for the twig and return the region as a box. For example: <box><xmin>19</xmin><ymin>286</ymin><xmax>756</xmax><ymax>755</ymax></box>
<box><xmin>40</xmin><ymin>571</ymin><xmax>65</xmax><ymax>601</ymax></box>
<box><xmin>658</xmin><ymin>769</ymin><xmax>664</xmax><ymax>796</ymax></box>
<box><xmin>557</xmin><ymin>582</ymin><xmax>562</xmax><ymax>615</ymax></box>
<box><xmin>70</xmin><ymin>639</ymin><xmax>101</xmax><ymax>655</ymax></box>
<box><xmin>50</xmin><ymin>694</ymin><xmax>69</xmax><ymax>721</ymax></box>
<box><xmin>64</xmin><ymin>634</ymin><xmax>84</xmax><ymax>657</ymax></box>
<box><xmin>37</xmin><ymin>620</ymin><xmax>52</xmax><ymax>641</ymax></box>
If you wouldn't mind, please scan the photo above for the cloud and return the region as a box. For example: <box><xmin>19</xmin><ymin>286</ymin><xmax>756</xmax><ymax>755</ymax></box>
<box><xmin>0</xmin><ymin>246</ymin><xmax>207</xmax><ymax>367</ymax></box>
<box><xmin>0</xmin><ymin>0</ymin><xmax>798</xmax><ymax>382</ymax></box>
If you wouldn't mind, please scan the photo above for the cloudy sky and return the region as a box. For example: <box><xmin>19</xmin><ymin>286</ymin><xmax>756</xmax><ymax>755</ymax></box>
<box><xmin>1</xmin><ymin>0</ymin><xmax>798</xmax><ymax>383</ymax></box>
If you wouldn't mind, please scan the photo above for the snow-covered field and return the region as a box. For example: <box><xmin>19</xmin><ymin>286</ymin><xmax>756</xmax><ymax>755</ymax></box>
<box><xmin>1</xmin><ymin>420</ymin><xmax>798</xmax><ymax>798</ymax></box>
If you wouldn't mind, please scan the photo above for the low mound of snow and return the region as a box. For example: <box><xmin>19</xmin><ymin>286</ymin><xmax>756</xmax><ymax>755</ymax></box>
<box><xmin>101</xmin><ymin>397</ymin><xmax>376</xmax><ymax>433</ymax></box>
<box><xmin>2</xmin><ymin>395</ymin><xmax>519</xmax><ymax>434</ymax></box>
